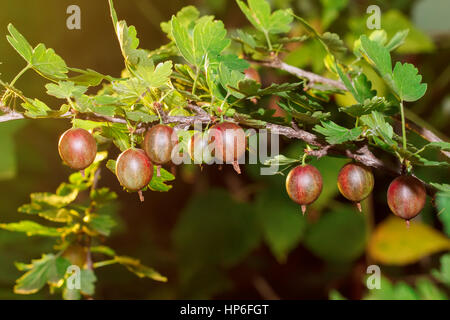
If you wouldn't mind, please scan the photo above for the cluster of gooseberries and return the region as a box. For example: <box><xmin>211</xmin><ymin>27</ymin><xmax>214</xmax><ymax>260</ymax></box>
<box><xmin>285</xmin><ymin>162</ymin><xmax>427</xmax><ymax>226</ymax></box>
<box><xmin>58</xmin><ymin>123</ymin><xmax>427</xmax><ymax>225</ymax></box>
<box><xmin>57</xmin><ymin>122</ymin><xmax>246</xmax><ymax>201</ymax></box>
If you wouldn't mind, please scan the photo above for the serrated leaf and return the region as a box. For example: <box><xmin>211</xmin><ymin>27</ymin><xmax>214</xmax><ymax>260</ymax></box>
<box><xmin>235</xmin><ymin>29</ymin><xmax>257</xmax><ymax>49</ymax></box>
<box><xmin>171</xmin><ymin>15</ymin><xmax>230</xmax><ymax>68</ymax></box>
<box><xmin>14</xmin><ymin>255</ymin><xmax>70</xmax><ymax>295</ymax></box>
<box><xmin>236</xmin><ymin>0</ymin><xmax>293</xmax><ymax>35</ymax></box>
<box><xmin>263</xmin><ymin>154</ymin><xmax>300</xmax><ymax>166</ymax></box>
<box><xmin>67</xmin><ymin>68</ymin><xmax>113</xmax><ymax>86</ymax></box>
<box><xmin>368</xmin><ymin>217</ymin><xmax>450</xmax><ymax>265</ymax></box>
<box><xmin>313</xmin><ymin>121</ymin><xmax>363</xmax><ymax>145</ymax></box>
<box><xmin>217</xmin><ymin>54</ymin><xmax>250</xmax><ymax>72</ymax></box>
<box><xmin>90</xmin><ymin>245</ymin><xmax>116</xmax><ymax>257</ymax></box>
<box><xmin>340</xmin><ymin>96</ymin><xmax>389</xmax><ymax>117</ymax></box>
<box><xmin>20</xmin><ymin>98</ymin><xmax>51</xmax><ymax>118</ymax></box>
<box><xmin>88</xmin><ymin>214</ymin><xmax>116</xmax><ymax>236</ymax></box>
<box><xmin>0</xmin><ymin>221</ymin><xmax>62</xmax><ymax>237</ymax></box>
<box><xmin>321</xmin><ymin>32</ymin><xmax>347</xmax><ymax>55</ymax></box>
<box><xmin>31</xmin><ymin>43</ymin><xmax>68</xmax><ymax>79</ymax></box>
<box><xmin>392</xmin><ymin>62</ymin><xmax>427</xmax><ymax>102</ymax></box>
<box><xmin>421</xmin><ymin>142</ymin><xmax>450</xmax><ymax>152</ymax></box>
<box><xmin>101</xmin><ymin>124</ymin><xmax>131</xmax><ymax>152</ymax></box>
<box><xmin>135</xmin><ymin>61</ymin><xmax>173</xmax><ymax>88</ymax></box>
<box><xmin>18</xmin><ymin>204</ymin><xmax>76</xmax><ymax>223</ymax></box>
<box><xmin>6</xmin><ymin>23</ymin><xmax>33</xmax><ymax>62</ymax></box>
<box><xmin>114</xmin><ymin>256</ymin><xmax>167</xmax><ymax>282</ymax></box>
<box><xmin>115</xmin><ymin>21</ymin><xmax>149</xmax><ymax>67</ymax></box>
<box><xmin>360</xmin><ymin>35</ymin><xmax>393</xmax><ymax>86</ymax></box>
<box><xmin>360</xmin><ymin>111</ymin><xmax>397</xmax><ymax>148</ymax></box>
<box><xmin>385</xmin><ymin>29</ymin><xmax>409</xmax><ymax>52</ymax></box>
<box><xmin>161</xmin><ymin>6</ymin><xmax>199</xmax><ymax>39</ymax></box>
<box><xmin>46</xmin><ymin>81</ymin><xmax>87</xmax><ymax>99</ymax></box>
<box><xmin>148</xmin><ymin>167</ymin><xmax>175</xmax><ymax>192</ymax></box>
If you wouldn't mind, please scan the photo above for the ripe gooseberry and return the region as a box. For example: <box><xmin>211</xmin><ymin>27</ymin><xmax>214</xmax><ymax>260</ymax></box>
<box><xmin>58</xmin><ymin>128</ymin><xmax>97</xmax><ymax>170</ymax></box>
<box><xmin>286</xmin><ymin>164</ymin><xmax>323</xmax><ymax>215</ymax></box>
<box><xmin>387</xmin><ymin>175</ymin><xmax>426</xmax><ymax>227</ymax></box>
<box><xmin>116</xmin><ymin>148</ymin><xmax>153</xmax><ymax>202</ymax></box>
<box><xmin>208</xmin><ymin>122</ymin><xmax>246</xmax><ymax>174</ymax></box>
<box><xmin>337</xmin><ymin>162</ymin><xmax>374</xmax><ymax>212</ymax></box>
<box><xmin>143</xmin><ymin>124</ymin><xmax>177</xmax><ymax>176</ymax></box>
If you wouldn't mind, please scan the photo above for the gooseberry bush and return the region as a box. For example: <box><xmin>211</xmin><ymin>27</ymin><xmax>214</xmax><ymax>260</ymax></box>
<box><xmin>0</xmin><ymin>0</ymin><xmax>448</xmax><ymax>299</ymax></box>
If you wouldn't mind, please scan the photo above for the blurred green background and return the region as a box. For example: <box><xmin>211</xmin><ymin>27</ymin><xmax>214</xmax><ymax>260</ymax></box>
<box><xmin>0</xmin><ymin>0</ymin><xmax>449</xmax><ymax>299</ymax></box>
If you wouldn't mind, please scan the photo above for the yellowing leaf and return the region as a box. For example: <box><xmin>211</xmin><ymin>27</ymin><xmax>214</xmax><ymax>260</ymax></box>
<box><xmin>368</xmin><ymin>217</ymin><xmax>450</xmax><ymax>265</ymax></box>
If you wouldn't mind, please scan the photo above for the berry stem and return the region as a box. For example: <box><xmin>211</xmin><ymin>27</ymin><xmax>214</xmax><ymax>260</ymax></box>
<box><xmin>301</xmin><ymin>205</ymin><xmax>307</xmax><ymax>215</ymax></box>
<box><xmin>138</xmin><ymin>190</ymin><xmax>144</xmax><ymax>202</ymax></box>
<box><xmin>356</xmin><ymin>202</ymin><xmax>362</xmax><ymax>212</ymax></box>
<box><xmin>157</xmin><ymin>165</ymin><xmax>161</xmax><ymax>177</ymax></box>
<box><xmin>10</xmin><ymin>64</ymin><xmax>30</xmax><ymax>87</ymax></box>
<box><xmin>400</xmin><ymin>100</ymin><xmax>407</xmax><ymax>150</ymax></box>
<box><xmin>192</xmin><ymin>67</ymin><xmax>200</xmax><ymax>95</ymax></box>
<box><xmin>232</xmin><ymin>161</ymin><xmax>241</xmax><ymax>174</ymax></box>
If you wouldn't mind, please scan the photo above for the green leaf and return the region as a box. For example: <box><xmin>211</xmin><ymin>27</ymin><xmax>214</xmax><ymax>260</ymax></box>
<box><xmin>313</xmin><ymin>121</ymin><xmax>363</xmax><ymax>145</ymax></box>
<box><xmin>0</xmin><ymin>221</ymin><xmax>62</xmax><ymax>237</ymax></box>
<box><xmin>115</xmin><ymin>21</ymin><xmax>149</xmax><ymax>67</ymax></box>
<box><xmin>101</xmin><ymin>124</ymin><xmax>131</xmax><ymax>152</ymax></box>
<box><xmin>90</xmin><ymin>245</ymin><xmax>116</xmax><ymax>257</ymax></box>
<box><xmin>435</xmin><ymin>191</ymin><xmax>450</xmax><ymax>236</ymax></box>
<box><xmin>236</xmin><ymin>0</ymin><xmax>293</xmax><ymax>35</ymax></box>
<box><xmin>14</xmin><ymin>254</ymin><xmax>70</xmax><ymax>294</ymax></box>
<box><xmin>171</xmin><ymin>15</ymin><xmax>230</xmax><ymax>68</ymax></box>
<box><xmin>88</xmin><ymin>214</ymin><xmax>116</xmax><ymax>236</ymax></box>
<box><xmin>67</xmin><ymin>68</ymin><xmax>113</xmax><ymax>86</ymax></box>
<box><xmin>217</xmin><ymin>54</ymin><xmax>250</xmax><ymax>72</ymax></box>
<box><xmin>385</xmin><ymin>29</ymin><xmax>409</xmax><ymax>52</ymax></box>
<box><xmin>114</xmin><ymin>256</ymin><xmax>167</xmax><ymax>282</ymax></box>
<box><xmin>420</xmin><ymin>142</ymin><xmax>450</xmax><ymax>152</ymax></box>
<box><xmin>360</xmin><ymin>111</ymin><xmax>397</xmax><ymax>149</ymax></box>
<box><xmin>31</xmin><ymin>43</ymin><xmax>68</xmax><ymax>79</ymax></box>
<box><xmin>304</xmin><ymin>206</ymin><xmax>368</xmax><ymax>262</ymax></box>
<box><xmin>392</xmin><ymin>62</ymin><xmax>427</xmax><ymax>102</ymax></box>
<box><xmin>20</xmin><ymin>99</ymin><xmax>51</xmax><ymax>118</ymax></box>
<box><xmin>135</xmin><ymin>61</ymin><xmax>173</xmax><ymax>88</ymax></box>
<box><xmin>148</xmin><ymin>167</ymin><xmax>175</xmax><ymax>192</ymax></box>
<box><xmin>30</xmin><ymin>185</ymin><xmax>79</xmax><ymax>208</ymax></box>
<box><xmin>255</xmin><ymin>188</ymin><xmax>307</xmax><ymax>263</ymax></box>
<box><xmin>219</xmin><ymin>63</ymin><xmax>245</xmax><ymax>97</ymax></box>
<box><xmin>339</xmin><ymin>97</ymin><xmax>390</xmax><ymax>117</ymax></box>
<box><xmin>360</xmin><ymin>35</ymin><xmax>393</xmax><ymax>85</ymax></box>
<box><xmin>368</xmin><ymin>217</ymin><xmax>450</xmax><ymax>265</ymax></box>
<box><xmin>263</xmin><ymin>155</ymin><xmax>300</xmax><ymax>167</ymax></box>
<box><xmin>321</xmin><ymin>32</ymin><xmax>347</xmax><ymax>54</ymax></box>
<box><xmin>161</xmin><ymin>6</ymin><xmax>199</xmax><ymax>39</ymax></box>
<box><xmin>6</xmin><ymin>24</ymin><xmax>33</xmax><ymax>62</ymax></box>
<box><xmin>18</xmin><ymin>204</ymin><xmax>76</xmax><ymax>223</ymax></box>
<box><xmin>46</xmin><ymin>81</ymin><xmax>87</xmax><ymax>99</ymax></box>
